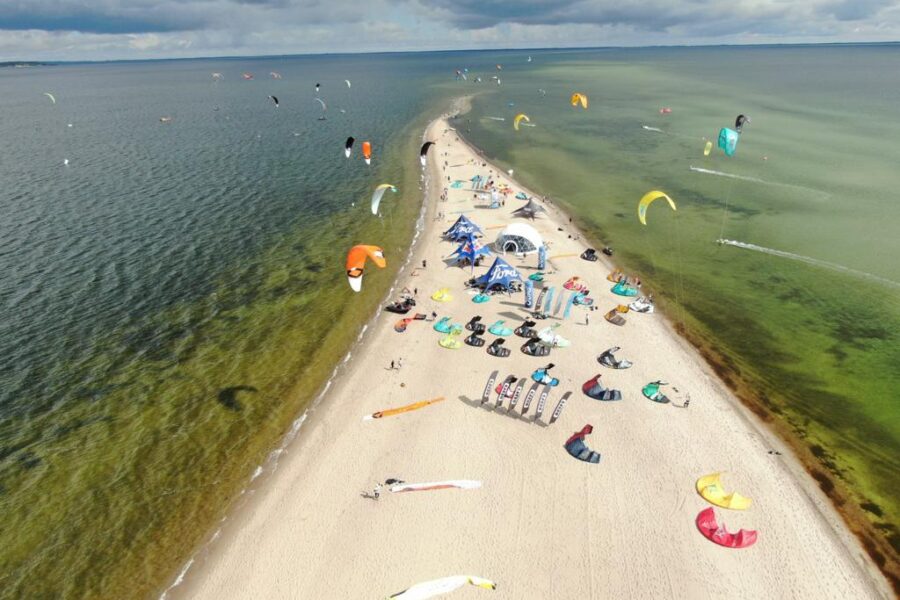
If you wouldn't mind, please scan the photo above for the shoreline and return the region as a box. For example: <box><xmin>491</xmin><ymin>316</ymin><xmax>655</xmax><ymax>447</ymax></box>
<box><xmin>165</xmin><ymin>104</ymin><xmax>890</xmax><ymax>599</ymax></box>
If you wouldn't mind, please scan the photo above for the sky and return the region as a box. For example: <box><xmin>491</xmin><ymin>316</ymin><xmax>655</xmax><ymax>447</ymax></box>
<box><xmin>1</xmin><ymin>0</ymin><xmax>899</xmax><ymax>61</ymax></box>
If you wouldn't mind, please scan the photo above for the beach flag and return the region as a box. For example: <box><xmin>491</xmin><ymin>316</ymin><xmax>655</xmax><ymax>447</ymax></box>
<box><xmin>538</xmin><ymin>245</ymin><xmax>547</xmax><ymax>270</ymax></box>
<box><xmin>543</xmin><ymin>287</ymin><xmax>555</xmax><ymax>314</ymax></box>
<box><xmin>524</xmin><ymin>280</ymin><xmax>534</xmax><ymax>308</ymax></box>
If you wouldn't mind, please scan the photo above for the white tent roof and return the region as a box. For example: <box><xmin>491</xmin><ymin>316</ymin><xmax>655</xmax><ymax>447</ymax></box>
<box><xmin>495</xmin><ymin>223</ymin><xmax>544</xmax><ymax>254</ymax></box>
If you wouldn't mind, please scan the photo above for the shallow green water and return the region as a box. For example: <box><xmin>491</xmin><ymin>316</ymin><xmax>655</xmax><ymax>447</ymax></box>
<box><xmin>0</xmin><ymin>55</ymin><xmax>453</xmax><ymax>598</ymax></box>
<box><xmin>456</xmin><ymin>46</ymin><xmax>900</xmax><ymax>555</ymax></box>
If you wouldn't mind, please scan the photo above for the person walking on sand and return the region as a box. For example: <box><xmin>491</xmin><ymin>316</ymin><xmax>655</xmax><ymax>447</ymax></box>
<box><xmin>585</xmin><ymin>313</ymin><xmax>589</xmax><ymax>326</ymax></box>
<box><xmin>390</xmin><ymin>360</ymin><xmax>395</xmax><ymax>370</ymax></box>
<box><xmin>422</xmin><ymin>259</ymin><xmax>427</xmax><ymax>268</ymax></box>
<box><xmin>397</xmin><ymin>358</ymin><xmax>403</xmax><ymax>370</ymax></box>
<box><xmin>372</xmin><ymin>483</ymin><xmax>382</xmax><ymax>500</ymax></box>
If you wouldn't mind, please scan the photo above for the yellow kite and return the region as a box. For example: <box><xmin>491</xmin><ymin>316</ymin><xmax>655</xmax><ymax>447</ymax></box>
<box><xmin>570</xmin><ymin>93</ymin><xmax>588</xmax><ymax>109</ymax></box>
<box><xmin>637</xmin><ymin>191</ymin><xmax>676</xmax><ymax>225</ymax></box>
<box><xmin>513</xmin><ymin>113</ymin><xmax>530</xmax><ymax>131</ymax></box>
<box><xmin>696</xmin><ymin>472</ymin><xmax>752</xmax><ymax>510</ymax></box>
<box><xmin>363</xmin><ymin>397</ymin><xmax>444</xmax><ymax>420</ymax></box>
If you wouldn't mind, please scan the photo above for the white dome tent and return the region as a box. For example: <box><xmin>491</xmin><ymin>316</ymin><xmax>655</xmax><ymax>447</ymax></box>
<box><xmin>495</xmin><ymin>223</ymin><xmax>544</xmax><ymax>255</ymax></box>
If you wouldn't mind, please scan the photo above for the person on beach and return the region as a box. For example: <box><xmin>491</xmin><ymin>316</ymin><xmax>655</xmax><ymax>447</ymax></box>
<box><xmin>585</xmin><ymin>314</ymin><xmax>589</xmax><ymax>326</ymax></box>
<box><xmin>397</xmin><ymin>358</ymin><xmax>403</xmax><ymax>369</ymax></box>
<box><xmin>372</xmin><ymin>483</ymin><xmax>382</xmax><ymax>500</ymax></box>
<box><xmin>422</xmin><ymin>259</ymin><xmax>427</xmax><ymax>268</ymax></box>
<box><xmin>414</xmin><ymin>288</ymin><xmax>418</xmax><ymax>296</ymax></box>
<box><xmin>390</xmin><ymin>360</ymin><xmax>395</xmax><ymax>370</ymax></box>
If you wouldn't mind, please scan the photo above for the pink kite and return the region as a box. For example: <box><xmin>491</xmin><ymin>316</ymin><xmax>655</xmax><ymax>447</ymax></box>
<box><xmin>696</xmin><ymin>507</ymin><xmax>758</xmax><ymax>549</ymax></box>
<box><xmin>659</xmin><ymin>107</ymin><xmax>672</xmax><ymax>114</ymax></box>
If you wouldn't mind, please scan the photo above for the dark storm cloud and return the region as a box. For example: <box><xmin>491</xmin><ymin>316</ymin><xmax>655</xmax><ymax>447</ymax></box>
<box><xmin>416</xmin><ymin>0</ymin><xmax>891</xmax><ymax>32</ymax></box>
<box><xmin>0</xmin><ymin>0</ymin><xmax>307</xmax><ymax>34</ymax></box>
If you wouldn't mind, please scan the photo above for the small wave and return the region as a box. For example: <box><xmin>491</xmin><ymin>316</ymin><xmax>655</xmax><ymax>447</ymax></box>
<box><xmin>641</xmin><ymin>125</ymin><xmax>664</xmax><ymax>133</ymax></box>
<box><xmin>159</xmin><ymin>558</ymin><xmax>194</xmax><ymax>600</ymax></box>
<box><xmin>717</xmin><ymin>239</ymin><xmax>900</xmax><ymax>289</ymax></box>
<box><xmin>690</xmin><ymin>166</ymin><xmax>828</xmax><ymax>198</ymax></box>
<box><xmin>484</xmin><ymin>116</ymin><xmax>506</xmax><ymax>121</ymax></box>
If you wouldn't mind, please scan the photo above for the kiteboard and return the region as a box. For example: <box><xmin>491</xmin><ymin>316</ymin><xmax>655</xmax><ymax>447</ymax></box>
<box><xmin>534</xmin><ymin>385</ymin><xmax>552</xmax><ymax>421</ymax></box>
<box><xmin>495</xmin><ymin>375</ymin><xmax>517</xmax><ymax>409</ymax></box>
<box><xmin>534</xmin><ymin>287</ymin><xmax>548</xmax><ymax>312</ymax></box>
<box><xmin>481</xmin><ymin>370</ymin><xmax>499</xmax><ymax>404</ymax></box>
<box><xmin>521</xmin><ymin>382</ymin><xmax>540</xmax><ymax>415</ymax></box>
<box><xmin>508</xmin><ymin>379</ymin><xmax>526</xmax><ymax>413</ymax></box>
<box><xmin>549</xmin><ymin>392</ymin><xmax>571</xmax><ymax>424</ymax></box>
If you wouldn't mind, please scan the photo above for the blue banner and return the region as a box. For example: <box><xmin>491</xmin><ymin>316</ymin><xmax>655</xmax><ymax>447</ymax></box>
<box><xmin>524</xmin><ymin>280</ymin><xmax>534</xmax><ymax>308</ymax></box>
<box><xmin>538</xmin><ymin>245</ymin><xmax>546</xmax><ymax>270</ymax></box>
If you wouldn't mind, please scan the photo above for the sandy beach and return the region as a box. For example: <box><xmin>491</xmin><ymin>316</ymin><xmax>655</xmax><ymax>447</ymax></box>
<box><xmin>167</xmin><ymin>106</ymin><xmax>890</xmax><ymax>599</ymax></box>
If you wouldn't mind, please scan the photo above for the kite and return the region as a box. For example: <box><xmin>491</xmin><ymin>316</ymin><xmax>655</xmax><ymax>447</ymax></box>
<box><xmin>696</xmin><ymin>507</ymin><xmax>758</xmax><ymax>549</ymax></box>
<box><xmin>696</xmin><ymin>473</ymin><xmax>752</xmax><ymax>510</ymax></box>
<box><xmin>513</xmin><ymin>113</ymin><xmax>530</xmax><ymax>131</ymax></box>
<box><xmin>388</xmin><ymin>576</ymin><xmax>496</xmax><ymax>599</ymax></box>
<box><xmin>43</xmin><ymin>92</ymin><xmax>56</xmax><ymax>104</ymax></box>
<box><xmin>362</xmin><ymin>141</ymin><xmax>372</xmax><ymax>165</ymax></box>
<box><xmin>371</xmin><ymin>184</ymin><xmax>398</xmax><ymax>215</ymax></box>
<box><xmin>704</xmin><ymin>140</ymin><xmax>713</xmax><ymax>156</ymax></box>
<box><xmin>637</xmin><ymin>191</ymin><xmax>676</xmax><ymax>225</ymax></box>
<box><xmin>735</xmin><ymin>114</ymin><xmax>750</xmax><ymax>133</ymax></box>
<box><xmin>389</xmin><ymin>480</ymin><xmax>482</xmax><ymax>493</ymax></box>
<box><xmin>718</xmin><ymin>128</ymin><xmax>739</xmax><ymax>156</ymax></box>
<box><xmin>344</xmin><ymin>136</ymin><xmax>355</xmax><ymax>158</ymax></box>
<box><xmin>345</xmin><ymin>245</ymin><xmax>386</xmax><ymax>292</ymax></box>
<box><xmin>570</xmin><ymin>93</ymin><xmax>588</xmax><ymax>109</ymax></box>
<box><xmin>565</xmin><ymin>425</ymin><xmax>601</xmax><ymax>463</ymax></box>
<box><xmin>419</xmin><ymin>141</ymin><xmax>435</xmax><ymax>166</ymax></box>
<box><xmin>363</xmin><ymin>397</ymin><xmax>444</xmax><ymax>420</ymax></box>
<box><xmin>268</xmin><ymin>95</ymin><xmax>279</xmax><ymax>107</ymax></box>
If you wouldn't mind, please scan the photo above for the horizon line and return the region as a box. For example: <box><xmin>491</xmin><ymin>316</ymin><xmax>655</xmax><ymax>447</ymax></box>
<box><xmin>5</xmin><ymin>39</ymin><xmax>899</xmax><ymax>66</ymax></box>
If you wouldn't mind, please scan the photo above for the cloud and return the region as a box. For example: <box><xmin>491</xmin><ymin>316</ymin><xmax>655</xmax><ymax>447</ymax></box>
<box><xmin>0</xmin><ymin>0</ymin><xmax>898</xmax><ymax>61</ymax></box>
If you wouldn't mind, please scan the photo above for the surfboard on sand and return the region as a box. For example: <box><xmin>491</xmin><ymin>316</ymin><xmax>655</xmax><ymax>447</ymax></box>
<box><xmin>549</xmin><ymin>391</ymin><xmax>571</xmax><ymax>424</ymax></box>
<box><xmin>521</xmin><ymin>382</ymin><xmax>540</xmax><ymax>415</ymax></box>
<box><xmin>496</xmin><ymin>375</ymin><xmax>517</xmax><ymax>408</ymax></box>
<box><xmin>535</xmin><ymin>385</ymin><xmax>552</xmax><ymax>421</ymax></box>
<box><xmin>508</xmin><ymin>379</ymin><xmax>526</xmax><ymax>412</ymax></box>
<box><xmin>482</xmin><ymin>370</ymin><xmax>499</xmax><ymax>404</ymax></box>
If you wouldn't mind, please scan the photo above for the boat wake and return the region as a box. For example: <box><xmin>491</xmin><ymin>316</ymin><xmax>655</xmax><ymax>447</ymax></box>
<box><xmin>641</xmin><ymin>125</ymin><xmax>664</xmax><ymax>133</ymax></box>
<box><xmin>716</xmin><ymin>239</ymin><xmax>900</xmax><ymax>289</ymax></box>
<box><xmin>484</xmin><ymin>116</ymin><xmax>506</xmax><ymax>121</ymax></box>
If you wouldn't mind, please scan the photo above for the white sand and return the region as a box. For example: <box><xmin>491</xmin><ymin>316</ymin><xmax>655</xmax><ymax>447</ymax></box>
<box><xmin>167</xmin><ymin>110</ymin><xmax>889</xmax><ymax>599</ymax></box>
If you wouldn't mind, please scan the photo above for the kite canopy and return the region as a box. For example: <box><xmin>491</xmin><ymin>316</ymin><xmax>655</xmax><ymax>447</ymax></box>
<box><xmin>570</xmin><ymin>92</ymin><xmax>588</xmax><ymax>109</ymax></box>
<box><xmin>345</xmin><ymin>245</ymin><xmax>386</xmax><ymax>292</ymax></box>
<box><xmin>582</xmin><ymin>374</ymin><xmax>622</xmax><ymax>401</ymax></box>
<box><xmin>43</xmin><ymin>92</ymin><xmax>56</xmax><ymax>104</ymax></box>
<box><xmin>496</xmin><ymin>223</ymin><xmax>543</xmax><ymax>254</ymax></box>
<box><xmin>696</xmin><ymin>473</ymin><xmax>753</xmax><ymax>510</ymax></box>
<box><xmin>511</xmin><ymin>198</ymin><xmax>547</xmax><ymax>220</ymax></box>
<box><xmin>388</xmin><ymin>575</ymin><xmax>496</xmax><ymax>599</ymax></box>
<box><xmin>735</xmin><ymin>114</ymin><xmax>750</xmax><ymax>133</ymax></box>
<box><xmin>362</xmin><ymin>141</ymin><xmax>372</xmax><ymax>165</ymax></box>
<box><xmin>718</xmin><ymin>127</ymin><xmax>739</xmax><ymax>156</ymax></box>
<box><xmin>444</xmin><ymin>215</ymin><xmax>483</xmax><ymax>241</ymax></box>
<box><xmin>371</xmin><ymin>184</ymin><xmax>398</xmax><ymax>215</ymax></box>
<box><xmin>513</xmin><ymin>113</ymin><xmax>530</xmax><ymax>131</ymax></box>
<box><xmin>565</xmin><ymin>425</ymin><xmax>601</xmax><ymax>463</ymax></box>
<box><xmin>637</xmin><ymin>191</ymin><xmax>676</xmax><ymax>225</ymax></box>
<box><xmin>696</xmin><ymin>507</ymin><xmax>758</xmax><ymax>549</ymax></box>
<box><xmin>475</xmin><ymin>257</ymin><xmax>522</xmax><ymax>292</ymax></box>
<box><xmin>344</xmin><ymin>136</ymin><xmax>355</xmax><ymax>158</ymax></box>
<box><xmin>419</xmin><ymin>141</ymin><xmax>435</xmax><ymax>166</ymax></box>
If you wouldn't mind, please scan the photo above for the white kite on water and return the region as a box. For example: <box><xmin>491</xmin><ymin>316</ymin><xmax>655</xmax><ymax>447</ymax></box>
<box><xmin>716</xmin><ymin>239</ymin><xmax>900</xmax><ymax>290</ymax></box>
<box><xmin>388</xmin><ymin>575</ymin><xmax>496</xmax><ymax>599</ymax></box>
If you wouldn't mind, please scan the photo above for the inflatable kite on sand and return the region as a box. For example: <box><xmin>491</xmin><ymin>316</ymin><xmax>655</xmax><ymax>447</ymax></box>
<box><xmin>345</xmin><ymin>245</ymin><xmax>386</xmax><ymax>292</ymax></box>
<box><xmin>696</xmin><ymin>473</ymin><xmax>753</xmax><ymax>510</ymax></box>
<box><xmin>565</xmin><ymin>425</ymin><xmax>601</xmax><ymax>463</ymax></box>
<box><xmin>696</xmin><ymin>507</ymin><xmax>758</xmax><ymax>549</ymax></box>
<box><xmin>363</xmin><ymin>397</ymin><xmax>444</xmax><ymax>421</ymax></box>
<box><xmin>388</xmin><ymin>575</ymin><xmax>496</xmax><ymax>599</ymax></box>
<box><xmin>389</xmin><ymin>480</ymin><xmax>482</xmax><ymax>493</ymax></box>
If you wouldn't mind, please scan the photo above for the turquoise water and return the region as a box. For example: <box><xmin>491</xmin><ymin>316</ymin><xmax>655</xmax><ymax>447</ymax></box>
<box><xmin>455</xmin><ymin>45</ymin><xmax>900</xmax><ymax>575</ymax></box>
